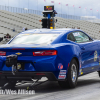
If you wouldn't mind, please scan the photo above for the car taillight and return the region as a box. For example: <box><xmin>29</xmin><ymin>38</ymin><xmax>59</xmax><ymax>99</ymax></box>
<box><xmin>0</xmin><ymin>51</ymin><xmax>6</xmax><ymax>56</ymax></box>
<box><xmin>33</xmin><ymin>50</ymin><xmax>57</xmax><ymax>56</ymax></box>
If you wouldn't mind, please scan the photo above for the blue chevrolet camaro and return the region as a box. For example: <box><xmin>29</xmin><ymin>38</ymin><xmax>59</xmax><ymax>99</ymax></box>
<box><xmin>0</xmin><ymin>28</ymin><xmax>100</xmax><ymax>88</ymax></box>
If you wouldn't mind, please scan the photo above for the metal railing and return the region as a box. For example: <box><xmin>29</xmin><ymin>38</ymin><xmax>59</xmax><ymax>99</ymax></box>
<box><xmin>0</xmin><ymin>5</ymin><xmax>99</xmax><ymax>23</ymax></box>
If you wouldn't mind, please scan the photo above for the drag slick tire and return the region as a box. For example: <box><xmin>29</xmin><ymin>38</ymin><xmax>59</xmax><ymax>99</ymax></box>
<box><xmin>58</xmin><ymin>59</ymin><xmax>78</xmax><ymax>88</ymax></box>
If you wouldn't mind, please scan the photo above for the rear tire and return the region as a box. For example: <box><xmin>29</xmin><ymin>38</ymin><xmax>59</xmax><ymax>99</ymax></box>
<box><xmin>58</xmin><ymin>59</ymin><xmax>78</xmax><ymax>88</ymax></box>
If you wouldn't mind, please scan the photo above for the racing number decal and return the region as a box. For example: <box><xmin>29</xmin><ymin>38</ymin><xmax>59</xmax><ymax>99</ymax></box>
<box><xmin>94</xmin><ymin>51</ymin><xmax>97</xmax><ymax>61</ymax></box>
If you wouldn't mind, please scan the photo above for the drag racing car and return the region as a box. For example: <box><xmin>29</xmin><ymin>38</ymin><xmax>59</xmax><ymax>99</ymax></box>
<box><xmin>0</xmin><ymin>28</ymin><xmax>100</xmax><ymax>89</ymax></box>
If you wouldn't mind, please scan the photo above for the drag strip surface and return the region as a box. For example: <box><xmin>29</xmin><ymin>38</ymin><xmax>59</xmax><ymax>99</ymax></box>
<box><xmin>0</xmin><ymin>72</ymin><xmax>100</xmax><ymax>100</ymax></box>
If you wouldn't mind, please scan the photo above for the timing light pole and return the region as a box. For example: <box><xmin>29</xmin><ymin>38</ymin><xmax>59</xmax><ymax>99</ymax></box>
<box><xmin>41</xmin><ymin>5</ymin><xmax>57</xmax><ymax>29</ymax></box>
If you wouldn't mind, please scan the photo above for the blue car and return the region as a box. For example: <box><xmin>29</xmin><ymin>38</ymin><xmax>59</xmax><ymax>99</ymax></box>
<box><xmin>0</xmin><ymin>28</ymin><xmax>100</xmax><ymax>88</ymax></box>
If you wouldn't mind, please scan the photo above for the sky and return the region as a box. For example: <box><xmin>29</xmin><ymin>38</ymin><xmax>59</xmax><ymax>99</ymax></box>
<box><xmin>0</xmin><ymin>0</ymin><xmax>100</xmax><ymax>18</ymax></box>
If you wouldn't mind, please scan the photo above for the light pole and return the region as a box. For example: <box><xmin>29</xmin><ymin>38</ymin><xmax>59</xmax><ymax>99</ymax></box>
<box><xmin>79</xmin><ymin>7</ymin><xmax>81</xmax><ymax>16</ymax></box>
<box><xmin>19</xmin><ymin>0</ymin><xmax>20</xmax><ymax>8</ymax></box>
<box><xmin>8</xmin><ymin>0</ymin><xmax>9</xmax><ymax>11</ymax></box>
<box><xmin>8</xmin><ymin>0</ymin><xmax>9</xmax><ymax>7</ymax></box>
<box><xmin>90</xmin><ymin>9</ymin><xmax>93</xmax><ymax>16</ymax></box>
<box><xmin>37</xmin><ymin>0</ymin><xmax>38</xmax><ymax>14</ymax></box>
<box><xmin>97</xmin><ymin>10</ymin><xmax>99</xmax><ymax>19</ymax></box>
<box><xmin>58</xmin><ymin>3</ymin><xmax>61</xmax><ymax>17</ymax></box>
<box><xmin>66</xmin><ymin>4</ymin><xmax>69</xmax><ymax>19</ymax></box>
<box><xmin>28</xmin><ymin>0</ymin><xmax>29</xmax><ymax>13</ymax></box>
<box><xmin>85</xmin><ymin>8</ymin><xmax>87</xmax><ymax>16</ymax></box>
<box><xmin>73</xmin><ymin>5</ymin><xmax>75</xmax><ymax>19</ymax></box>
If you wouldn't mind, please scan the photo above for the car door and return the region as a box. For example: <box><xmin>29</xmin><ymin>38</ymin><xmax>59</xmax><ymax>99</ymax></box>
<box><xmin>72</xmin><ymin>31</ymin><xmax>99</xmax><ymax>73</ymax></box>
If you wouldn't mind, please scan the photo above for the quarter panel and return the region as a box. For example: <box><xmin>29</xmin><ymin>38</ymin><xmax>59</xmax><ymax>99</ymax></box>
<box><xmin>55</xmin><ymin>43</ymin><xmax>80</xmax><ymax>71</ymax></box>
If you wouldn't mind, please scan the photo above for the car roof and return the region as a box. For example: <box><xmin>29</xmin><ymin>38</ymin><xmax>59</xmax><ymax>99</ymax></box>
<box><xmin>20</xmin><ymin>28</ymin><xmax>82</xmax><ymax>35</ymax></box>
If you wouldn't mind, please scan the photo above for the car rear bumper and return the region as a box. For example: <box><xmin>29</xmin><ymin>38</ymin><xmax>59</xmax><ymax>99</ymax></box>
<box><xmin>0</xmin><ymin>71</ymin><xmax>57</xmax><ymax>81</ymax></box>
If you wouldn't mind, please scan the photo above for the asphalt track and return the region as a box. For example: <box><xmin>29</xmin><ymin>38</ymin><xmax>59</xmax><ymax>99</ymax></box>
<box><xmin>0</xmin><ymin>72</ymin><xmax>99</xmax><ymax>100</ymax></box>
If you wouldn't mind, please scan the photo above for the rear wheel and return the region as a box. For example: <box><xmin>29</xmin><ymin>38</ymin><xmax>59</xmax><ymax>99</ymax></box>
<box><xmin>58</xmin><ymin>59</ymin><xmax>78</xmax><ymax>88</ymax></box>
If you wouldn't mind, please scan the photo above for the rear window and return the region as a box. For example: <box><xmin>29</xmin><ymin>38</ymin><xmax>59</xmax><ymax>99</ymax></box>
<box><xmin>10</xmin><ymin>33</ymin><xmax>59</xmax><ymax>44</ymax></box>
